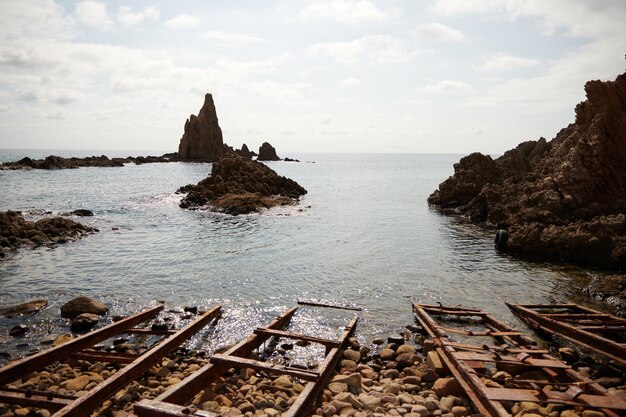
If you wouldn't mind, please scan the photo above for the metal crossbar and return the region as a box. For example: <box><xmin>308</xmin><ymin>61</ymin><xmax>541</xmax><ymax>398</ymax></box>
<box><xmin>412</xmin><ymin>302</ymin><xmax>626</xmax><ymax>417</ymax></box>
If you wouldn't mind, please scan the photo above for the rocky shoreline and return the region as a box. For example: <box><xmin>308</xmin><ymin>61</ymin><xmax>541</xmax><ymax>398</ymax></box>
<box><xmin>0</xmin><ymin>211</ymin><xmax>96</xmax><ymax>260</ymax></box>
<box><xmin>0</xmin><ymin>154</ymin><xmax>179</xmax><ymax>170</ymax></box>
<box><xmin>429</xmin><ymin>71</ymin><xmax>626</xmax><ymax>271</ymax></box>
<box><xmin>1</xmin><ymin>297</ymin><xmax>624</xmax><ymax>417</ymax></box>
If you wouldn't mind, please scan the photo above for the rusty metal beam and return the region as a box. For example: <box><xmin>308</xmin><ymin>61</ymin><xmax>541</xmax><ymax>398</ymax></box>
<box><xmin>0</xmin><ymin>305</ymin><xmax>163</xmax><ymax>386</ymax></box>
<box><xmin>210</xmin><ymin>354</ymin><xmax>319</xmax><ymax>381</ymax></box>
<box><xmin>253</xmin><ymin>328</ymin><xmax>341</xmax><ymax>348</ymax></box>
<box><xmin>0</xmin><ymin>388</ymin><xmax>76</xmax><ymax>411</ymax></box>
<box><xmin>51</xmin><ymin>305</ymin><xmax>221</xmax><ymax>417</ymax></box>
<box><xmin>506</xmin><ymin>303</ymin><xmax>626</xmax><ymax>367</ymax></box>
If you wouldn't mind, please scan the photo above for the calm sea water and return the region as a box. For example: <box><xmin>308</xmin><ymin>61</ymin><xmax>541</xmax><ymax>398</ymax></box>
<box><xmin>0</xmin><ymin>149</ymin><xmax>611</xmax><ymax>361</ymax></box>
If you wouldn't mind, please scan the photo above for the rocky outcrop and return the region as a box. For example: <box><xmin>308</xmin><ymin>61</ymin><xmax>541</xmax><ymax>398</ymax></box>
<box><xmin>0</xmin><ymin>211</ymin><xmax>96</xmax><ymax>260</ymax></box>
<box><xmin>178</xmin><ymin>154</ymin><xmax>306</xmax><ymax>215</ymax></box>
<box><xmin>257</xmin><ymin>142</ymin><xmax>281</xmax><ymax>161</ymax></box>
<box><xmin>236</xmin><ymin>143</ymin><xmax>253</xmax><ymax>159</ymax></box>
<box><xmin>0</xmin><ymin>299</ymin><xmax>48</xmax><ymax>317</ymax></box>
<box><xmin>177</xmin><ymin>93</ymin><xmax>224</xmax><ymax>162</ymax></box>
<box><xmin>429</xmin><ymin>71</ymin><xmax>626</xmax><ymax>269</ymax></box>
<box><xmin>0</xmin><ymin>154</ymin><xmax>178</xmax><ymax>170</ymax></box>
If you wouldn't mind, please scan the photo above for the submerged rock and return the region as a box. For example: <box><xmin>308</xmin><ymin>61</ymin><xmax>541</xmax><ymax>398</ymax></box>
<box><xmin>61</xmin><ymin>296</ymin><xmax>109</xmax><ymax>319</ymax></box>
<box><xmin>0</xmin><ymin>211</ymin><xmax>95</xmax><ymax>260</ymax></box>
<box><xmin>0</xmin><ymin>298</ymin><xmax>48</xmax><ymax>317</ymax></box>
<box><xmin>257</xmin><ymin>142</ymin><xmax>281</xmax><ymax>161</ymax></box>
<box><xmin>0</xmin><ymin>154</ymin><xmax>177</xmax><ymax>170</ymax></box>
<box><xmin>178</xmin><ymin>93</ymin><xmax>224</xmax><ymax>162</ymax></box>
<box><xmin>429</xmin><ymin>71</ymin><xmax>626</xmax><ymax>270</ymax></box>
<box><xmin>178</xmin><ymin>154</ymin><xmax>307</xmax><ymax>215</ymax></box>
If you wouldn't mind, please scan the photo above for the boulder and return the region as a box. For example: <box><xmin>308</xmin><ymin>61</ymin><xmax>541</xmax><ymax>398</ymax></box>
<box><xmin>177</xmin><ymin>93</ymin><xmax>224</xmax><ymax>162</ymax></box>
<box><xmin>70</xmin><ymin>313</ymin><xmax>100</xmax><ymax>332</ymax></box>
<box><xmin>257</xmin><ymin>142</ymin><xmax>281</xmax><ymax>161</ymax></box>
<box><xmin>0</xmin><ymin>298</ymin><xmax>48</xmax><ymax>317</ymax></box>
<box><xmin>429</xmin><ymin>71</ymin><xmax>626</xmax><ymax>270</ymax></box>
<box><xmin>236</xmin><ymin>144</ymin><xmax>253</xmax><ymax>159</ymax></box>
<box><xmin>178</xmin><ymin>154</ymin><xmax>307</xmax><ymax>215</ymax></box>
<box><xmin>61</xmin><ymin>296</ymin><xmax>109</xmax><ymax>319</ymax></box>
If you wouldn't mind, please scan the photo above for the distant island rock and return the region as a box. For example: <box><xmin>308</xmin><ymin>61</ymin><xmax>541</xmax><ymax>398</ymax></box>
<box><xmin>0</xmin><ymin>154</ymin><xmax>178</xmax><ymax>170</ymax></box>
<box><xmin>178</xmin><ymin>154</ymin><xmax>307</xmax><ymax>215</ymax></box>
<box><xmin>429</xmin><ymin>71</ymin><xmax>626</xmax><ymax>269</ymax></box>
<box><xmin>178</xmin><ymin>93</ymin><xmax>225</xmax><ymax>162</ymax></box>
<box><xmin>257</xmin><ymin>142</ymin><xmax>281</xmax><ymax>161</ymax></box>
<box><xmin>0</xmin><ymin>211</ymin><xmax>97</xmax><ymax>260</ymax></box>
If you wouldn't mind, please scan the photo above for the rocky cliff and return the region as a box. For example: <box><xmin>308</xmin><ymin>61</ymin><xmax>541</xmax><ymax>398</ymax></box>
<box><xmin>178</xmin><ymin>154</ymin><xmax>307</xmax><ymax>215</ymax></box>
<box><xmin>178</xmin><ymin>94</ymin><xmax>224</xmax><ymax>162</ymax></box>
<box><xmin>257</xmin><ymin>142</ymin><xmax>281</xmax><ymax>161</ymax></box>
<box><xmin>429</xmin><ymin>71</ymin><xmax>626</xmax><ymax>269</ymax></box>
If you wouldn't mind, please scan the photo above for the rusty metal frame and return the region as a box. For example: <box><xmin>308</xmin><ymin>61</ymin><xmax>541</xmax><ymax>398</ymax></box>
<box><xmin>506</xmin><ymin>303</ymin><xmax>626</xmax><ymax>367</ymax></box>
<box><xmin>135</xmin><ymin>305</ymin><xmax>359</xmax><ymax>417</ymax></box>
<box><xmin>412</xmin><ymin>302</ymin><xmax>626</xmax><ymax>417</ymax></box>
<box><xmin>0</xmin><ymin>304</ymin><xmax>222</xmax><ymax>417</ymax></box>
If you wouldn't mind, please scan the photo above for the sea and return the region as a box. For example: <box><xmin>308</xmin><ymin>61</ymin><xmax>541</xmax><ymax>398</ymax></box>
<box><xmin>0</xmin><ymin>149</ymin><xmax>613</xmax><ymax>363</ymax></box>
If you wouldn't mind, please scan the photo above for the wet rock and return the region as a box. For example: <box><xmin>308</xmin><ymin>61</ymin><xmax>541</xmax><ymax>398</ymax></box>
<box><xmin>70</xmin><ymin>313</ymin><xmax>100</xmax><ymax>332</ymax></box>
<box><xmin>61</xmin><ymin>296</ymin><xmax>108</xmax><ymax>319</ymax></box>
<box><xmin>178</xmin><ymin>154</ymin><xmax>307</xmax><ymax>215</ymax></box>
<box><xmin>343</xmin><ymin>349</ymin><xmax>361</xmax><ymax>362</ymax></box>
<box><xmin>558</xmin><ymin>347</ymin><xmax>580</xmax><ymax>364</ymax></box>
<box><xmin>54</xmin><ymin>333</ymin><xmax>73</xmax><ymax>345</ymax></box>
<box><xmin>9</xmin><ymin>325</ymin><xmax>29</xmax><ymax>337</ymax></box>
<box><xmin>257</xmin><ymin>142</ymin><xmax>281</xmax><ymax>161</ymax></box>
<box><xmin>64</xmin><ymin>209</ymin><xmax>94</xmax><ymax>217</ymax></box>
<box><xmin>0</xmin><ymin>298</ymin><xmax>48</xmax><ymax>317</ymax></box>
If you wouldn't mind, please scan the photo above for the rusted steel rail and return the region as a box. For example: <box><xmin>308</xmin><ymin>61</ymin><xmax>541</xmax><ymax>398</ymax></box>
<box><xmin>135</xmin><ymin>305</ymin><xmax>359</xmax><ymax>417</ymax></box>
<box><xmin>0</xmin><ymin>304</ymin><xmax>222</xmax><ymax>417</ymax></box>
<box><xmin>506</xmin><ymin>303</ymin><xmax>626</xmax><ymax>367</ymax></box>
<box><xmin>412</xmin><ymin>302</ymin><xmax>626</xmax><ymax>417</ymax></box>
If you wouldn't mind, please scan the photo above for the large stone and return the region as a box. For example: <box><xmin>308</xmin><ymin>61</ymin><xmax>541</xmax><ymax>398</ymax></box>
<box><xmin>432</xmin><ymin>377</ymin><xmax>462</xmax><ymax>398</ymax></box>
<box><xmin>0</xmin><ymin>298</ymin><xmax>48</xmax><ymax>317</ymax></box>
<box><xmin>257</xmin><ymin>142</ymin><xmax>281</xmax><ymax>161</ymax></box>
<box><xmin>61</xmin><ymin>296</ymin><xmax>108</xmax><ymax>319</ymax></box>
<box><xmin>70</xmin><ymin>313</ymin><xmax>99</xmax><ymax>332</ymax></box>
<box><xmin>428</xmin><ymin>71</ymin><xmax>626</xmax><ymax>270</ymax></box>
<box><xmin>178</xmin><ymin>93</ymin><xmax>224</xmax><ymax>162</ymax></box>
<box><xmin>65</xmin><ymin>375</ymin><xmax>90</xmax><ymax>391</ymax></box>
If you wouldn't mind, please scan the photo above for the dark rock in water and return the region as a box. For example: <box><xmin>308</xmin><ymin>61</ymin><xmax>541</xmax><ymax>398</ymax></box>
<box><xmin>61</xmin><ymin>296</ymin><xmax>109</xmax><ymax>319</ymax></box>
<box><xmin>178</xmin><ymin>93</ymin><xmax>224</xmax><ymax>162</ymax></box>
<box><xmin>284</xmin><ymin>157</ymin><xmax>300</xmax><ymax>162</ymax></box>
<box><xmin>583</xmin><ymin>274</ymin><xmax>626</xmax><ymax>311</ymax></box>
<box><xmin>1</xmin><ymin>153</ymin><xmax>178</xmax><ymax>171</ymax></box>
<box><xmin>184</xmin><ymin>306</ymin><xmax>198</xmax><ymax>314</ymax></box>
<box><xmin>70</xmin><ymin>313</ymin><xmax>99</xmax><ymax>332</ymax></box>
<box><xmin>257</xmin><ymin>142</ymin><xmax>281</xmax><ymax>161</ymax></box>
<box><xmin>0</xmin><ymin>298</ymin><xmax>48</xmax><ymax>317</ymax></box>
<box><xmin>494</xmin><ymin>229</ymin><xmax>508</xmax><ymax>249</ymax></box>
<box><xmin>178</xmin><ymin>154</ymin><xmax>307</xmax><ymax>215</ymax></box>
<box><xmin>429</xmin><ymin>71</ymin><xmax>626</xmax><ymax>270</ymax></box>
<box><xmin>63</xmin><ymin>209</ymin><xmax>94</xmax><ymax>217</ymax></box>
<box><xmin>0</xmin><ymin>211</ymin><xmax>95</xmax><ymax>260</ymax></box>
<box><xmin>9</xmin><ymin>325</ymin><xmax>29</xmax><ymax>337</ymax></box>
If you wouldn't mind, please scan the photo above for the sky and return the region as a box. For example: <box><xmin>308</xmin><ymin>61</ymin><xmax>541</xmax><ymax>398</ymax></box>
<box><xmin>0</xmin><ymin>0</ymin><xmax>624</xmax><ymax>154</ymax></box>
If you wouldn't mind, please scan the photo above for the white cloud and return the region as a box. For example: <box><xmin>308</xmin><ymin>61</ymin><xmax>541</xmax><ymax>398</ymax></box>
<box><xmin>202</xmin><ymin>31</ymin><xmax>267</xmax><ymax>45</ymax></box>
<box><xmin>117</xmin><ymin>6</ymin><xmax>160</xmax><ymax>27</ymax></box>
<box><xmin>321</xmin><ymin>115</ymin><xmax>333</xmax><ymax>124</ymax></box>
<box><xmin>414</xmin><ymin>23</ymin><xmax>464</xmax><ymax>42</ymax></box>
<box><xmin>164</xmin><ymin>14</ymin><xmax>200</xmax><ymax>30</ymax></box>
<box><xmin>468</xmin><ymin>125</ymin><xmax>484</xmax><ymax>134</ymax></box>
<box><xmin>75</xmin><ymin>1</ymin><xmax>113</xmax><ymax>29</ymax></box>
<box><xmin>424</xmin><ymin>80</ymin><xmax>473</xmax><ymax>93</ymax></box>
<box><xmin>309</xmin><ymin>35</ymin><xmax>415</xmax><ymax>65</ymax></box>
<box><xmin>248</xmin><ymin>80</ymin><xmax>315</xmax><ymax>102</ymax></box>
<box><xmin>300</xmin><ymin>0</ymin><xmax>396</xmax><ymax>24</ymax></box>
<box><xmin>479</xmin><ymin>53</ymin><xmax>539</xmax><ymax>71</ymax></box>
<box><xmin>340</xmin><ymin>77</ymin><xmax>361</xmax><ymax>87</ymax></box>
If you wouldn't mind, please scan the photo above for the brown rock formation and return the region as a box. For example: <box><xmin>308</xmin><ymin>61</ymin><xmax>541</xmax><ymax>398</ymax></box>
<box><xmin>257</xmin><ymin>142</ymin><xmax>281</xmax><ymax>161</ymax></box>
<box><xmin>236</xmin><ymin>143</ymin><xmax>253</xmax><ymax>159</ymax></box>
<box><xmin>0</xmin><ymin>211</ymin><xmax>96</xmax><ymax>260</ymax></box>
<box><xmin>429</xmin><ymin>71</ymin><xmax>626</xmax><ymax>269</ymax></box>
<box><xmin>178</xmin><ymin>154</ymin><xmax>306</xmax><ymax>215</ymax></box>
<box><xmin>177</xmin><ymin>93</ymin><xmax>224</xmax><ymax>162</ymax></box>
<box><xmin>0</xmin><ymin>154</ymin><xmax>178</xmax><ymax>170</ymax></box>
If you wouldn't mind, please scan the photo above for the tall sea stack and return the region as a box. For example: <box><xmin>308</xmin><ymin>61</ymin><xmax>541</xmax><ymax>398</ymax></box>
<box><xmin>178</xmin><ymin>94</ymin><xmax>224</xmax><ymax>162</ymax></box>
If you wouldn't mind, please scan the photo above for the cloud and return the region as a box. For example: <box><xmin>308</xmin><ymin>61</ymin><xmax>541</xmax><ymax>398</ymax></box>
<box><xmin>44</xmin><ymin>110</ymin><xmax>65</xmax><ymax>119</ymax></box>
<box><xmin>117</xmin><ymin>6</ymin><xmax>160</xmax><ymax>27</ymax></box>
<box><xmin>248</xmin><ymin>80</ymin><xmax>315</xmax><ymax>102</ymax></box>
<box><xmin>309</xmin><ymin>35</ymin><xmax>415</xmax><ymax>65</ymax></box>
<box><xmin>340</xmin><ymin>77</ymin><xmax>361</xmax><ymax>87</ymax></box>
<box><xmin>414</xmin><ymin>23</ymin><xmax>464</xmax><ymax>42</ymax></box>
<box><xmin>202</xmin><ymin>31</ymin><xmax>267</xmax><ymax>45</ymax></box>
<box><xmin>424</xmin><ymin>80</ymin><xmax>473</xmax><ymax>93</ymax></box>
<box><xmin>321</xmin><ymin>115</ymin><xmax>333</xmax><ymax>124</ymax></box>
<box><xmin>75</xmin><ymin>1</ymin><xmax>113</xmax><ymax>29</ymax></box>
<box><xmin>300</xmin><ymin>0</ymin><xmax>397</xmax><ymax>24</ymax></box>
<box><xmin>479</xmin><ymin>53</ymin><xmax>539</xmax><ymax>71</ymax></box>
<box><xmin>164</xmin><ymin>14</ymin><xmax>199</xmax><ymax>30</ymax></box>
<box><xmin>468</xmin><ymin>125</ymin><xmax>484</xmax><ymax>134</ymax></box>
